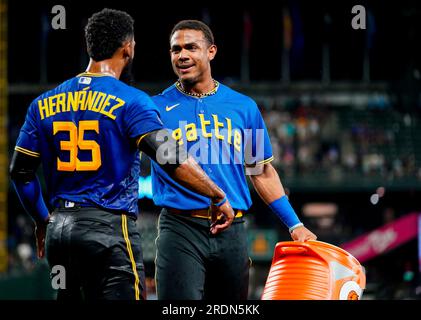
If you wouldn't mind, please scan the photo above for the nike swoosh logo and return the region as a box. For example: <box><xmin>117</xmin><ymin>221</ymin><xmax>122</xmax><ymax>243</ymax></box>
<box><xmin>165</xmin><ymin>103</ymin><xmax>180</xmax><ymax>111</ymax></box>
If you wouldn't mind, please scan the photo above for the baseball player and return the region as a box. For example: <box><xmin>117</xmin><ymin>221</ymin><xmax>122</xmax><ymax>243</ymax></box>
<box><xmin>150</xmin><ymin>20</ymin><xmax>317</xmax><ymax>300</ymax></box>
<box><xmin>10</xmin><ymin>10</ymin><xmax>234</xmax><ymax>300</ymax></box>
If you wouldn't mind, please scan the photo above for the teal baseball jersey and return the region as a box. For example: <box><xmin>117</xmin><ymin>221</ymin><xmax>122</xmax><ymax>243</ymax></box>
<box><xmin>150</xmin><ymin>81</ymin><xmax>273</xmax><ymax>210</ymax></box>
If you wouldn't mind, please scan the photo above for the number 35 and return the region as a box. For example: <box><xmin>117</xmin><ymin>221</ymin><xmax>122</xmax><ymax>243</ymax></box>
<box><xmin>53</xmin><ymin>120</ymin><xmax>101</xmax><ymax>171</ymax></box>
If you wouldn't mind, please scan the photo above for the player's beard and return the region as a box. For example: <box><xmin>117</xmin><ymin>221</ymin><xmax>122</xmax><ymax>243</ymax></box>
<box><xmin>120</xmin><ymin>58</ymin><xmax>134</xmax><ymax>86</ymax></box>
<box><xmin>179</xmin><ymin>73</ymin><xmax>202</xmax><ymax>89</ymax></box>
<box><xmin>180</xmin><ymin>77</ymin><xmax>197</xmax><ymax>87</ymax></box>
<box><xmin>178</xmin><ymin>68</ymin><xmax>207</xmax><ymax>89</ymax></box>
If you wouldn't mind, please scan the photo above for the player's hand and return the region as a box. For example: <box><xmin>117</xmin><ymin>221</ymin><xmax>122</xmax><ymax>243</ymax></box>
<box><xmin>210</xmin><ymin>198</ymin><xmax>235</xmax><ymax>235</ymax></box>
<box><xmin>35</xmin><ymin>215</ymin><xmax>50</xmax><ymax>259</ymax></box>
<box><xmin>290</xmin><ymin>226</ymin><xmax>317</xmax><ymax>242</ymax></box>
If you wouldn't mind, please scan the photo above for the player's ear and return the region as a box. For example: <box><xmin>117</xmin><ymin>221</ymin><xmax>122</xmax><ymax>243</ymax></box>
<box><xmin>122</xmin><ymin>39</ymin><xmax>135</xmax><ymax>60</ymax></box>
<box><xmin>208</xmin><ymin>44</ymin><xmax>217</xmax><ymax>61</ymax></box>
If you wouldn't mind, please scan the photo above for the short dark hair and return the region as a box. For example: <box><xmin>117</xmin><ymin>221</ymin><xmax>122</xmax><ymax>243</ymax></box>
<box><xmin>170</xmin><ymin>20</ymin><xmax>214</xmax><ymax>45</ymax></box>
<box><xmin>85</xmin><ymin>8</ymin><xmax>134</xmax><ymax>61</ymax></box>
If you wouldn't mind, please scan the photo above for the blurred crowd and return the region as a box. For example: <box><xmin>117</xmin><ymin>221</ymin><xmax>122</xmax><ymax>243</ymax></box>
<box><xmin>261</xmin><ymin>100</ymin><xmax>421</xmax><ymax>184</ymax></box>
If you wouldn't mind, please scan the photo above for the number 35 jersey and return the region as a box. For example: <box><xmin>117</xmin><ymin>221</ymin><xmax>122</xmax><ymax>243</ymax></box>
<box><xmin>14</xmin><ymin>72</ymin><xmax>164</xmax><ymax>216</ymax></box>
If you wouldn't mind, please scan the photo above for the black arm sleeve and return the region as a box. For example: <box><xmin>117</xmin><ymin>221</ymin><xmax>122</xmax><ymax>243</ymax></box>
<box><xmin>9</xmin><ymin>151</ymin><xmax>49</xmax><ymax>224</ymax></box>
<box><xmin>137</xmin><ymin>129</ymin><xmax>188</xmax><ymax>174</ymax></box>
<box><xmin>9</xmin><ymin>150</ymin><xmax>41</xmax><ymax>182</ymax></box>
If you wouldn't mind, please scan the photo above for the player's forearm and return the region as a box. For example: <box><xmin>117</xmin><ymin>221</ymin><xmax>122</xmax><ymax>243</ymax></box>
<box><xmin>11</xmin><ymin>178</ymin><xmax>50</xmax><ymax>225</ymax></box>
<box><xmin>250</xmin><ymin>163</ymin><xmax>303</xmax><ymax>232</ymax></box>
<box><xmin>172</xmin><ymin>156</ymin><xmax>225</xmax><ymax>202</ymax></box>
<box><xmin>249</xmin><ymin>163</ymin><xmax>285</xmax><ymax>204</ymax></box>
<box><xmin>10</xmin><ymin>151</ymin><xmax>49</xmax><ymax>225</ymax></box>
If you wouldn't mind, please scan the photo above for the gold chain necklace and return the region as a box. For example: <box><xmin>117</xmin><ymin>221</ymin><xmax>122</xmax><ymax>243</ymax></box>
<box><xmin>176</xmin><ymin>79</ymin><xmax>219</xmax><ymax>98</ymax></box>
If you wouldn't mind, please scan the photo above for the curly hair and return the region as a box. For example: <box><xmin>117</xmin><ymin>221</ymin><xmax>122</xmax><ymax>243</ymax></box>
<box><xmin>85</xmin><ymin>8</ymin><xmax>134</xmax><ymax>61</ymax></box>
<box><xmin>170</xmin><ymin>20</ymin><xmax>214</xmax><ymax>45</ymax></box>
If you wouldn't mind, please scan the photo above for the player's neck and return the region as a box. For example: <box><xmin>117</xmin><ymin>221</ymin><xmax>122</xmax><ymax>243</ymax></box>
<box><xmin>85</xmin><ymin>59</ymin><xmax>123</xmax><ymax>79</ymax></box>
<box><xmin>180</xmin><ymin>77</ymin><xmax>216</xmax><ymax>96</ymax></box>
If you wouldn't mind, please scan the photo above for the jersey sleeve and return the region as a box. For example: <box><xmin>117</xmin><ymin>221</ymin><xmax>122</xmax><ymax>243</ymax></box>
<box><xmin>14</xmin><ymin>102</ymin><xmax>41</xmax><ymax>158</ymax></box>
<box><xmin>244</xmin><ymin>102</ymin><xmax>273</xmax><ymax>166</ymax></box>
<box><xmin>123</xmin><ymin>93</ymin><xmax>165</xmax><ymax>140</ymax></box>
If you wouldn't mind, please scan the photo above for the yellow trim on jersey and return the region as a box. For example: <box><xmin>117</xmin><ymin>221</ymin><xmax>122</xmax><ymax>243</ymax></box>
<box><xmin>257</xmin><ymin>155</ymin><xmax>274</xmax><ymax>165</ymax></box>
<box><xmin>76</xmin><ymin>72</ymin><xmax>110</xmax><ymax>78</ymax></box>
<box><xmin>244</xmin><ymin>155</ymin><xmax>274</xmax><ymax>167</ymax></box>
<box><xmin>15</xmin><ymin>146</ymin><xmax>40</xmax><ymax>157</ymax></box>
<box><xmin>121</xmin><ymin>214</ymin><xmax>140</xmax><ymax>300</ymax></box>
<box><xmin>136</xmin><ymin>132</ymin><xmax>152</xmax><ymax>148</ymax></box>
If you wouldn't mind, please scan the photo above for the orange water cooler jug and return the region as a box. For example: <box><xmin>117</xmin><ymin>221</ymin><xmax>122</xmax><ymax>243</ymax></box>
<box><xmin>261</xmin><ymin>240</ymin><xmax>366</xmax><ymax>300</ymax></box>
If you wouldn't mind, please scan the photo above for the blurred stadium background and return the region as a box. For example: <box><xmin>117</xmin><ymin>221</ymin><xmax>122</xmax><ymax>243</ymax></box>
<box><xmin>1</xmin><ymin>0</ymin><xmax>421</xmax><ymax>299</ymax></box>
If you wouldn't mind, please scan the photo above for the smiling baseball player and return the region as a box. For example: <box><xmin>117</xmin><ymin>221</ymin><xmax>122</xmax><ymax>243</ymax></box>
<box><xmin>149</xmin><ymin>20</ymin><xmax>317</xmax><ymax>300</ymax></box>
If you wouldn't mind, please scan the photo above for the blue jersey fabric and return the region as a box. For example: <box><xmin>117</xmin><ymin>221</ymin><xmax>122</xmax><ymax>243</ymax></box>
<box><xmin>151</xmin><ymin>82</ymin><xmax>273</xmax><ymax>211</ymax></box>
<box><xmin>15</xmin><ymin>72</ymin><xmax>164</xmax><ymax>216</ymax></box>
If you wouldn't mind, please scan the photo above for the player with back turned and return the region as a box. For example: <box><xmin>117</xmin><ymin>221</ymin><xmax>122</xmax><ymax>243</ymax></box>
<box><xmin>150</xmin><ymin>20</ymin><xmax>317</xmax><ymax>300</ymax></box>
<box><xmin>9</xmin><ymin>10</ymin><xmax>234</xmax><ymax>300</ymax></box>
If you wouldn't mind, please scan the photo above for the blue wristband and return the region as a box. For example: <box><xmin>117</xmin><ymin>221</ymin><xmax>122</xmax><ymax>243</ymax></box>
<box><xmin>268</xmin><ymin>195</ymin><xmax>302</xmax><ymax>230</ymax></box>
<box><xmin>213</xmin><ymin>196</ymin><xmax>227</xmax><ymax>207</ymax></box>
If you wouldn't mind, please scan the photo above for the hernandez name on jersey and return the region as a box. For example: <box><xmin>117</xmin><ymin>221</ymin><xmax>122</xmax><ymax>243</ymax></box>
<box><xmin>15</xmin><ymin>72</ymin><xmax>163</xmax><ymax>216</ymax></box>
